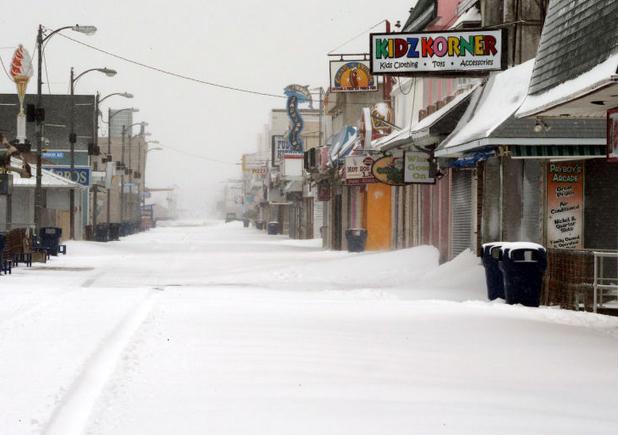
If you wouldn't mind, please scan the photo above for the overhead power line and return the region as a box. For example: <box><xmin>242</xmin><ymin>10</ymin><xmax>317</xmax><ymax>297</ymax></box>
<box><xmin>327</xmin><ymin>19</ymin><xmax>386</xmax><ymax>54</ymax></box>
<box><xmin>154</xmin><ymin>142</ymin><xmax>239</xmax><ymax>165</ymax></box>
<box><xmin>54</xmin><ymin>30</ymin><xmax>287</xmax><ymax>100</ymax></box>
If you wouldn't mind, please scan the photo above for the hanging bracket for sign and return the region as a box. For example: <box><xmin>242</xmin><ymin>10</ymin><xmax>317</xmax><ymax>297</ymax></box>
<box><xmin>369</xmin><ymin>28</ymin><xmax>508</xmax><ymax>76</ymax></box>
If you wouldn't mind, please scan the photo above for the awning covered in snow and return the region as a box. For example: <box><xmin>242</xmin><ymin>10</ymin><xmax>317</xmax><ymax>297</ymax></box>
<box><xmin>435</xmin><ymin>60</ymin><xmax>606</xmax><ymax>158</ymax></box>
<box><xmin>11</xmin><ymin>159</ymin><xmax>84</xmax><ymax>189</ymax></box>
<box><xmin>372</xmin><ymin>128</ymin><xmax>412</xmax><ymax>152</ymax></box>
<box><xmin>409</xmin><ymin>85</ymin><xmax>478</xmax><ymax>148</ymax></box>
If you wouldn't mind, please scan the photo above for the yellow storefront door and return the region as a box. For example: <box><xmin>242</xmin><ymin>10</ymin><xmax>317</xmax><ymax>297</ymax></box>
<box><xmin>364</xmin><ymin>183</ymin><xmax>392</xmax><ymax>250</ymax></box>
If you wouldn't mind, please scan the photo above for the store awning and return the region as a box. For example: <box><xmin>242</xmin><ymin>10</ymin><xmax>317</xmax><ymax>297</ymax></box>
<box><xmin>372</xmin><ymin>128</ymin><xmax>412</xmax><ymax>152</ymax></box>
<box><xmin>509</xmin><ymin>144</ymin><xmax>607</xmax><ymax>159</ymax></box>
<box><xmin>410</xmin><ymin>85</ymin><xmax>478</xmax><ymax>147</ymax></box>
<box><xmin>448</xmin><ymin>150</ymin><xmax>495</xmax><ymax>168</ymax></box>
<box><xmin>436</xmin><ymin>60</ymin><xmax>607</xmax><ymax>158</ymax></box>
<box><xmin>283</xmin><ymin>179</ymin><xmax>303</xmax><ymax>193</ymax></box>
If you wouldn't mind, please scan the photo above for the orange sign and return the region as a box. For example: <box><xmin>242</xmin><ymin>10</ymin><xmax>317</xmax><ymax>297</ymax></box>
<box><xmin>546</xmin><ymin>161</ymin><xmax>584</xmax><ymax>249</ymax></box>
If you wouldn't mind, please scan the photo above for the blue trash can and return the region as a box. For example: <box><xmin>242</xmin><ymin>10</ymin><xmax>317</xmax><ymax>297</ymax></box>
<box><xmin>267</xmin><ymin>221</ymin><xmax>280</xmax><ymax>235</ymax></box>
<box><xmin>481</xmin><ymin>242</ymin><xmax>507</xmax><ymax>300</ymax></box>
<box><xmin>109</xmin><ymin>223</ymin><xmax>121</xmax><ymax>241</ymax></box>
<box><xmin>39</xmin><ymin>227</ymin><xmax>62</xmax><ymax>256</ymax></box>
<box><xmin>499</xmin><ymin>243</ymin><xmax>547</xmax><ymax>307</ymax></box>
<box><xmin>95</xmin><ymin>224</ymin><xmax>109</xmax><ymax>242</ymax></box>
<box><xmin>345</xmin><ymin>228</ymin><xmax>367</xmax><ymax>253</ymax></box>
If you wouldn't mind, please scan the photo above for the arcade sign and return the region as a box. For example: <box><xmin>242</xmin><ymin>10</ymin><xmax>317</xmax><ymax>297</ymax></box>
<box><xmin>370</xmin><ymin>29</ymin><xmax>507</xmax><ymax>75</ymax></box>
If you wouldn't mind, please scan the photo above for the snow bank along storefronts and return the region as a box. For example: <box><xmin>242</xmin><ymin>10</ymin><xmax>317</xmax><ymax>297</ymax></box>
<box><xmin>514</xmin><ymin>0</ymin><xmax>618</xmax><ymax>311</ymax></box>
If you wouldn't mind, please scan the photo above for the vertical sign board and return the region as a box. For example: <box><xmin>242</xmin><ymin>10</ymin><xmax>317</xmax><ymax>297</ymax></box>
<box><xmin>547</xmin><ymin>161</ymin><xmax>584</xmax><ymax>249</ymax></box>
<box><xmin>369</xmin><ymin>29</ymin><xmax>507</xmax><ymax>75</ymax></box>
<box><xmin>404</xmin><ymin>151</ymin><xmax>435</xmax><ymax>184</ymax></box>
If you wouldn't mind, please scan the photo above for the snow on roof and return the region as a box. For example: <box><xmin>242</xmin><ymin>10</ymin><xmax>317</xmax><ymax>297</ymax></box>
<box><xmin>450</xmin><ymin>6</ymin><xmax>481</xmax><ymax>29</ymax></box>
<box><xmin>372</xmin><ymin>128</ymin><xmax>411</xmax><ymax>151</ymax></box>
<box><xmin>516</xmin><ymin>53</ymin><xmax>618</xmax><ymax>118</ymax></box>
<box><xmin>440</xmin><ymin>60</ymin><xmax>535</xmax><ymax>150</ymax></box>
<box><xmin>410</xmin><ymin>85</ymin><xmax>478</xmax><ymax>137</ymax></box>
<box><xmin>11</xmin><ymin>159</ymin><xmax>84</xmax><ymax>189</ymax></box>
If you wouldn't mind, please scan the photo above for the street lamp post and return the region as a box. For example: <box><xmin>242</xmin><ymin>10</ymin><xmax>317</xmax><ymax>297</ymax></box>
<box><xmin>122</xmin><ymin>122</ymin><xmax>148</xmax><ymax>230</ymax></box>
<box><xmin>35</xmin><ymin>24</ymin><xmax>96</xmax><ymax>233</ymax></box>
<box><xmin>92</xmin><ymin>92</ymin><xmax>132</xmax><ymax>236</ymax></box>
<box><xmin>140</xmin><ymin>142</ymin><xmax>162</xmax><ymax>210</ymax></box>
<box><xmin>105</xmin><ymin>107</ymin><xmax>138</xmax><ymax>235</ymax></box>
<box><xmin>69</xmin><ymin>66</ymin><xmax>116</xmax><ymax>239</ymax></box>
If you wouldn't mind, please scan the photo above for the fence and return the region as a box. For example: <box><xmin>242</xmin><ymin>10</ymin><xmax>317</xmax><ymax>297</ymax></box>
<box><xmin>544</xmin><ymin>249</ymin><xmax>618</xmax><ymax>313</ymax></box>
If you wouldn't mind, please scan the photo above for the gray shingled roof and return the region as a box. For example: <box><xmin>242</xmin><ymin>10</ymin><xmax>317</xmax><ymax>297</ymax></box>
<box><xmin>527</xmin><ymin>0</ymin><xmax>618</xmax><ymax>96</ymax></box>
<box><xmin>492</xmin><ymin>116</ymin><xmax>605</xmax><ymax>139</ymax></box>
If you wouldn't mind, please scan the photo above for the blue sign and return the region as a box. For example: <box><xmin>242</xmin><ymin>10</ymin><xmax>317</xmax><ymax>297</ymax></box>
<box><xmin>45</xmin><ymin>167</ymin><xmax>91</xmax><ymax>186</ymax></box>
<box><xmin>42</xmin><ymin>152</ymin><xmax>65</xmax><ymax>159</ymax></box>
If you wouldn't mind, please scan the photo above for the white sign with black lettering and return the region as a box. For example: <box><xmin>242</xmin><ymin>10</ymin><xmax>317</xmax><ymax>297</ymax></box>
<box><xmin>404</xmin><ymin>151</ymin><xmax>434</xmax><ymax>184</ymax></box>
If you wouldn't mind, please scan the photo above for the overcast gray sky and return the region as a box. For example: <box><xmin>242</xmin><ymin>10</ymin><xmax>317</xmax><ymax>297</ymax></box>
<box><xmin>0</xmin><ymin>0</ymin><xmax>415</xmax><ymax>214</ymax></box>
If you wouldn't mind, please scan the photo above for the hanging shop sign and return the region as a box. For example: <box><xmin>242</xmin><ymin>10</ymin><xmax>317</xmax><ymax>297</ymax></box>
<box><xmin>329</xmin><ymin>60</ymin><xmax>377</xmax><ymax>93</ymax></box>
<box><xmin>344</xmin><ymin>155</ymin><xmax>376</xmax><ymax>185</ymax></box>
<box><xmin>284</xmin><ymin>84</ymin><xmax>312</xmax><ymax>152</ymax></box>
<box><xmin>369</xmin><ymin>29</ymin><xmax>507</xmax><ymax>75</ymax></box>
<box><xmin>546</xmin><ymin>161</ymin><xmax>584</xmax><ymax>249</ymax></box>
<box><xmin>404</xmin><ymin>151</ymin><xmax>435</xmax><ymax>184</ymax></box>
<box><xmin>271</xmin><ymin>135</ymin><xmax>291</xmax><ymax>167</ymax></box>
<box><xmin>371</xmin><ymin>155</ymin><xmax>405</xmax><ymax>186</ymax></box>
<box><xmin>250</xmin><ymin>166</ymin><xmax>268</xmax><ymax>176</ymax></box>
<box><xmin>607</xmin><ymin>108</ymin><xmax>617</xmax><ymax>161</ymax></box>
<box><xmin>317</xmin><ymin>179</ymin><xmax>331</xmax><ymax>201</ymax></box>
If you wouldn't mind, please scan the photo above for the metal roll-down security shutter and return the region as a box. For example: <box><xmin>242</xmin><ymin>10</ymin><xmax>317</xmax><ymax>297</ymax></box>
<box><xmin>450</xmin><ymin>169</ymin><xmax>473</xmax><ymax>258</ymax></box>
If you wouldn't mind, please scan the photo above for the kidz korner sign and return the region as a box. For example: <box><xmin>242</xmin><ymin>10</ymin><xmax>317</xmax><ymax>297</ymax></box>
<box><xmin>370</xmin><ymin>29</ymin><xmax>506</xmax><ymax>75</ymax></box>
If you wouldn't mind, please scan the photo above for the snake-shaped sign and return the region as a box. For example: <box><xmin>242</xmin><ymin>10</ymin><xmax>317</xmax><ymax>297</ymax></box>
<box><xmin>284</xmin><ymin>84</ymin><xmax>312</xmax><ymax>153</ymax></box>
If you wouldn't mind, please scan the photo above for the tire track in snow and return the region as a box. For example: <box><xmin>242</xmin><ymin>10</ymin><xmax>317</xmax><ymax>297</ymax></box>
<box><xmin>42</xmin><ymin>289</ymin><xmax>159</xmax><ymax>435</ymax></box>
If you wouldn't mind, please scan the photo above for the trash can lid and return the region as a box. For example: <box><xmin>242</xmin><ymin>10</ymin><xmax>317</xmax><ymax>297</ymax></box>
<box><xmin>501</xmin><ymin>242</ymin><xmax>546</xmax><ymax>257</ymax></box>
<box><xmin>482</xmin><ymin>241</ymin><xmax>507</xmax><ymax>249</ymax></box>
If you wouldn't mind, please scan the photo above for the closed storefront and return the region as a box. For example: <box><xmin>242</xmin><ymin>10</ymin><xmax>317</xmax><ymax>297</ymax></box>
<box><xmin>450</xmin><ymin>168</ymin><xmax>474</xmax><ymax>258</ymax></box>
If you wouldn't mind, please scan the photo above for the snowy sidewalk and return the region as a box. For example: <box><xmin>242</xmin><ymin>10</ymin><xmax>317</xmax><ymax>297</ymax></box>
<box><xmin>0</xmin><ymin>221</ymin><xmax>616</xmax><ymax>435</ymax></box>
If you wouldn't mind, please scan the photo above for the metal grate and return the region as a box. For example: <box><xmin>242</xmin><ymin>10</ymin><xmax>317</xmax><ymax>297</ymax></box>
<box><xmin>450</xmin><ymin>169</ymin><xmax>473</xmax><ymax>258</ymax></box>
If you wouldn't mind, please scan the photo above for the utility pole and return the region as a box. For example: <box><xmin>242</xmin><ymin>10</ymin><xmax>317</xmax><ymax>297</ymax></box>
<box><xmin>92</xmin><ymin>92</ymin><xmax>100</xmax><ymax>234</ymax></box>
<box><xmin>106</xmin><ymin>107</ymin><xmax>112</xmax><ymax>230</ymax></box>
<box><xmin>120</xmin><ymin>124</ymin><xmax>126</xmax><ymax>228</ymax></box>
<box><xmin>69</xmin><ymin>67</ymin><xmax>76</xmax><ymax>240</ymax></box>
<box><xmin>34</xmin><ymin>25</ymin><xmax>43</xmax><ymax>233</ymax></box>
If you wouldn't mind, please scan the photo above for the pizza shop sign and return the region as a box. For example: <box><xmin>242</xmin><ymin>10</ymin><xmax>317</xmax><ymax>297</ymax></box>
<box><xmin>370</xmin><ymin>29</ymin><xmax>506</xmax><ymax>75</ymax></box>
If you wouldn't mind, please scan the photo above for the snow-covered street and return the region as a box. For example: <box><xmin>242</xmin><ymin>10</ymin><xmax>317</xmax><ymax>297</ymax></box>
<box><xmin>0</xmin><ymin>221</ymin><xmax>616</xmax><ymax>435</ymax></box>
